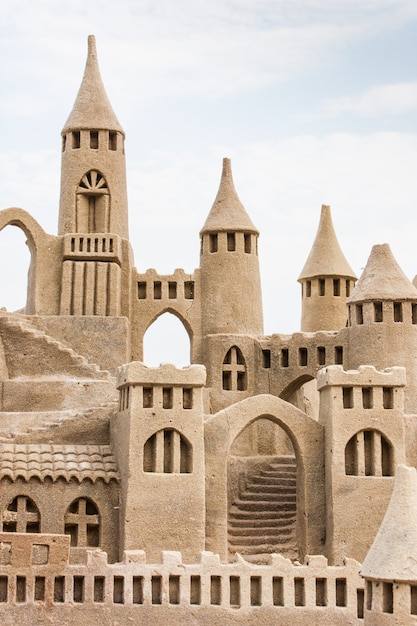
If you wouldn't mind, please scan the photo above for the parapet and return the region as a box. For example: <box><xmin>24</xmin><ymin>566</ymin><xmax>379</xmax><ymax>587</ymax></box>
<box><xmin>317</xmin><ymin>365</ymin><xmax>406</xmax><ymax>391</ymax></box>
<box><xmin>117</xmin><ymin>361</ymin><xmax>207</xmax><ymax>388</ymax></box>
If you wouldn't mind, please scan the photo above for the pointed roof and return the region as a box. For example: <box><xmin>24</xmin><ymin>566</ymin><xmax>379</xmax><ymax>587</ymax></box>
<box><xmin>298</xmin><ymin>205</ymin><xmax>356</xmax><ymax>281</ymax></box>
<box><xmin>348</xmin><ymin>243</ymin><xmax>417</xmax><ymax>303</ymax></box>
<box><xmin>200</xmin><ymin>158</ymin><xmax>259</xmax><ymax>235</ymax></box>
<box><xmin>361</xmin><ymin>465</ymin><xmax>417</xmax><ymax>582</ymax></box>
<box><xmin>62</xmin><ymin>35</ymin><xmax>124</xmax><ymax>134</ymax></box>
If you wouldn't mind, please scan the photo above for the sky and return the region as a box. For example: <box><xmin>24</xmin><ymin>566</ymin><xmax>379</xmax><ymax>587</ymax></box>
<box><xmin>1</xmin><ymin>0</ymin><xmax>417</xmax><ymax>365</ymax></box>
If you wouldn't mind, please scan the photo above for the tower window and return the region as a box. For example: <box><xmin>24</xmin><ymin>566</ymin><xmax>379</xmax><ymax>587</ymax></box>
<box><xmin>334</xmin><ymin>346</ymin><xmax>343</xmax><ymax>365</ymax></box>
<box><xmin>343</xmin><ymin>387</ymin><xmax>353</xmax><ymax>409</ymax></box>
<box><xmin>383</xmin><ymin>387</ymin><xmax>393</xmax><ymax>409</ymax></box>
<box><xmin>144</xmin><ymin>429</ymin><xmax>192</xmax><ymax>473</ymax></box>
<box><xmin>184</xmin><ymin>281</ymin><xmax>194</xmax><ymax>299</ymax></box>
<box><xmin>394</xmin><ymin>302</ymin><xmax>403</xmax><ymax>322</ymax></box>
<box><xmin>109</xmin><ymin>132</ymin><xmax>117</xmax><ymax>151</ymax></box>
<box><xmin>168</xmin><ymin>282</ymin><xmax>177</xmax><ymax>299</ymax></box>
<box><xmin>374</xmin><ymin>302</ymin><xmax>383</xmax><ymax>322</ymax></box>
<box><xmin>227</xmin><ymin>233</ymin><xmax>236</xmax><ymax>251</ymax></box>
<box><xmin>333</xmin><ymin>279</ymin><xmax>340</xmax><ymax>296</ymax></box>
<box><xmin>153</xmin><ymin>281</ymin><xmax>162</xmax><ymax>299</ymax></box>
<box><xmin>138</xmin><ymin>282</ymin><xmax>147</xmax><ymax>299</ymax></box>
<box><xmin>345</xmin><ymin>430</ymin><xmax>394</xmax><ymax>476</ymax></box>
<box><xmin>299</xmin><ymin>347</ymin><xmax>308</xmax><ymax>367</ymax></box>
<box><xmin>244</xmin><ymin>233</ymin><xmax>251</xmax><ymax>253</ymax></box>
<box><xmin>362</xmin><ymin>387</ymin><xmax>373</xmax><ymax>409</ymax></box>
<box><xmin>319</xmin><ymin>279</ymin><xmax>325</xmax><ymax>296</ymax></box>
<box><xmin>262</xmin><ymin>349</ymin><xmax>271</xmax><ymax>368</ymax></box>
<box><xmin>280</xmin><ymin>348</ymin><xmax>289</xmax><ymax>368</ymax></box>
<box><xmin>346</xmin><ymin>280</ymin><xmax>351</xmax><ymax>297</ymax></box>
<box><xmin>222</xmin><ymin>346</ymin><xmax>247</xmax><ymax>391</ymax></box>
<box><xmin>356</xmin><ymin>304</ymin><xmax>363</xmax><ymax>325</ymax></box>
<box><xmin>317</xmin><ymin>346</ymin><xmax>326</xmax><ymax>365</ymax></box>
<box><xmin>209</xmin><ymin>234</ymin><xmax>218</xmax><ymax>253</ymax></box>
<box><xmin>62</xmin><ymin>134</ymin><xmax>67</xmax><ymax>152</ymax></box>
<box><xmin>90</xmin><ymin>130</ymin><xmax>99</xmax><ymax>149</ymax></box>
<box><xmin>72</xmin><ymin>131</ymin><xmax>80</xmax><ymax>149</ymax></box>
<box><xmin>412</xmin><ymin>303</ymin><xmax>417</xmax><ymax>324</ymax></box>
<box><xmin>306</xmin><ymin>281</ymin><xmax>311</xmax><ymax>297</ymax></box>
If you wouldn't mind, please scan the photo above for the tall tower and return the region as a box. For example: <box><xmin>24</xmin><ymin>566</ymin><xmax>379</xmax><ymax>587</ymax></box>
<box><xmin>58</xmin><ymin>36</ymin><xmax>131</xmax><ymax>316</ymax></box>
<box><xmin>199</xmin><ymin>158</ymin><xmax>263</xmax><ymax>337</ymax></box>
<box><xmin>298</xmin><ymin>205</ymin><xmax>356</xmax><ymax>331</ymax></box>
<box><xmin>346</xmin><ymin>244</ymin><xmax>417</xmax><ymax>413</ymax></box>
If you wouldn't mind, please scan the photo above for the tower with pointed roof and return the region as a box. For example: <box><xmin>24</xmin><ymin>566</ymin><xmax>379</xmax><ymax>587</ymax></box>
<box><xmin>346</xmin><ymin>243</ymin><xmax>417</xmax><ymax>413</ymax></box>
<box><xmin>58</xmin><ymin>35</ymin><xmax>132</xmax><ymax>317</ymax></box>
<box><xmin>199</xmin><ymin>158</ymin><xmax>263</xmax><ymax>337</ymax></box>
<box><xmin>298</xmin><ymin>205</ymin><xmax>356</xmax><ymax>331</ymax></box>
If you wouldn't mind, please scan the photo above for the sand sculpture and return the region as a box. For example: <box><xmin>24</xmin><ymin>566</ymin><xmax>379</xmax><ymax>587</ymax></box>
<box><xmin>0</xmin><ymin>35</ymin><xmax>416</xmax><ymax>624</ymax></box>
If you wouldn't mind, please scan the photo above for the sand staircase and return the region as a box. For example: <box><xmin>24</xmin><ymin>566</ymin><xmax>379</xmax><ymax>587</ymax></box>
<box><xmin>228</xmin><ymin>456</ymin><xmax>297</xmax><ymax>563</ymax></box>
<box><xmin>0</xmin><ymin>315</ymin><xmax>110</xmax><ymax>379</ymax></box>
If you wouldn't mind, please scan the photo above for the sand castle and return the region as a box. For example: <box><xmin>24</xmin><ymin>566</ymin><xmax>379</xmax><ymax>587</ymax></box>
<box><xmin>0</xmin><ymin>35</ymin><xmax>416</xmax><ymax>624</ymax></box>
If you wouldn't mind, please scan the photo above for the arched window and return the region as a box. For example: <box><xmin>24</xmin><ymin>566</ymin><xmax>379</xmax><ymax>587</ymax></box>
<box><xmin>2</xmin><ymin>496</ymin><xmax>40</xmax><ymax>533</ymax></box>
<box><xmin>222</xmin><ymin>346</ymin><xmax>247</xmax><ymax>391</ymax></box>
<box><xmin>144</xmin><ymin>429</ymin><xmax>192</xmax><ymax>473</ymax></box>
<box><xmin>345</xmin><ymin>430</ymin><xmax>393</xmax><ymax>476</ymax></box>
<box><xmin>64</xmin><ymin>498</ymin><xmax>100</xmax><ymax>547</ymax></box>
<box><xmin>76</xmin><ymin>170</ymin><xmax>110</xmax><ymax>233</ymax></box>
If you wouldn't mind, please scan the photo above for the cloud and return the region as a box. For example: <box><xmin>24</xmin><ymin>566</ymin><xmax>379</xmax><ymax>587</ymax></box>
<box><xmin>303</xmin><ymin>83</ymin><xmax>417</xmax><ymax>121</ymax></box>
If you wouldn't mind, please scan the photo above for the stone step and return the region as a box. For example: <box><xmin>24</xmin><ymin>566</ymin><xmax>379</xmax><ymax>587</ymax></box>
<box><xmin>229</xmin><ymin>525</ymin><xmax>294</xmax><ymax>537</ymax></box>
<box><xmin>230</xmin><ymin>541</ymin><xmax>298</xmax><ymax>556</ymax></box>
<box><xmin>232</xmin><ymin>499</ymin><xmax>296</xmax><ymax>512</ymax></box>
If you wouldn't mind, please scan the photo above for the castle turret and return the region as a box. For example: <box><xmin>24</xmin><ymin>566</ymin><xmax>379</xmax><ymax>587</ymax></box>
<box><xmin>58</xmin><ymin>36</ymin><xmax>132</xmax><ymax>317</ymax></box>
<box><xmin>298</xmin><ymin>205</ymin><xmax>356</xmax><ymax>331</ymax></box>
<box><xmin>346</xmin><ymin>244</ymin><xmax>417</xmax><ymax>413</ymax></box>
<box><xmin>59</xmin><ymin>35</ymin><xmax>128</xmax><ymax>238</ymax></box>
<box><xmin>112</xmin><ymin>362</ymin><xmax>206</xmax><ymax>563</ymax></box>
<box><xmin>199</xmin><ymin>158</ymin><xmax>263</xmax><ymax>336</ymax></box>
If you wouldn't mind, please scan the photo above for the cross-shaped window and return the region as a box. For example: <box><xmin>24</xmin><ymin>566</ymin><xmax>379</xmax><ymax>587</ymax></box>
<box><xmin>222</xmin><ymin>346</ymin><xmax>247</xmax><ymax>391</ymax></box>
<box><xmin>2</xmin><ymin>496</ymin><xmax>40</xmax><ymax>533</ymax></box>
<box><xmin>64</xmin><ymin>498</ymin><xmax>100</xmax><ymax>547</ymax></box>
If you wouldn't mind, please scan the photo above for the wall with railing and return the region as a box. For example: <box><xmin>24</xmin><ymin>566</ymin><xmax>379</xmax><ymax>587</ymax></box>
<box><xmin>0</xmin><ymin>533</ymin><xmax>365</xmax><ymax>625</ymax></box>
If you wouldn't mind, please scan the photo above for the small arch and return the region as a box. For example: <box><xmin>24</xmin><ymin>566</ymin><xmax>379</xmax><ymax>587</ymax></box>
<box><xmin>345</xmin><ymin>429</ymin><xmax>394</xmax><ymax>476</ymax></box>
<box><xmin>143</xmin><ymin>311</ymin><xmax>191</xmax><ymax>367</ymax></box>
<box><xmin>143</xmin><ymin>428</ymin><xmax>192</xmax><ymax>473</ymax></box>
<box><xmin>2</xmin><ymin>496</ymin><xmax>40</xmax><ymax>533</ymax></box>
<box><xmin>64</xmin><ymin>497</ymin><xmax>100</xmax><ymax>547</ymax></box>
<box><xmin>222</xmin><ymin>346</ymin><xmax>247</xmax><ymax>391</ymax></box>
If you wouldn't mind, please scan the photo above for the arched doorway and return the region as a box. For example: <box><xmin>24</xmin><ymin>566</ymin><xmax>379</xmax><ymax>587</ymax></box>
<box><xmin>228</xmin><ymin>417</ymin><xmax>297</xmax><ymax>563</ymax></box>
<box><xmin>281</xmin><ymin>374</ymin><xmax>319</xmax><ymax>419</ymax></box>
<box><xmin>0</xmin><ymin>225</ymin><xmax>30</xmax><ymax>312</ymax></box>
<box><xmin>143</xmin><ymin>311</ymin><xmax>191</xmax><ymax>367</ymax></box>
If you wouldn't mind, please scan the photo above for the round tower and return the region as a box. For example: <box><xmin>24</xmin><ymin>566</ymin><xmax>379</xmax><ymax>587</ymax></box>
<box><xmin>199</xmin><ymin>158</ymin><xmax>263</xmax><ymax>336</ymax></box>
<box><xmin>346</xmin><ymin>243</ymin><xmax>417</xmax><ymax>413</ymax></box>
<box><xmin>58</xmin><ymin>35</ymin><xmax>128</xmax><ymax>239</ymax></box>
<box><xmin>298</xmin><ymin>205</ymin><xmax>356</xmax><ymax>331</ymax></box>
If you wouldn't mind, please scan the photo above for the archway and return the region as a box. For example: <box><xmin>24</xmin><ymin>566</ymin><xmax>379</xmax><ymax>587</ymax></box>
<box><xmin>281</xmin><ymin>374</ymin><xmax>319</xmax><ymax>419</ymax></box>
<box><xmin>143</xmin><ymin>311</ymin><xmax>191</xmax><ymax>367</ymax></box>
<box><xmin>204</xmin><ymin>394</ymin><xmax>325</xmax><ymax>563</ymax></box>
<box><xmin>0</xmin><ymin>225</ymin><xmax>30</xmax><ymax>312</ymax></box>
<box><xmin>228</xmin><ymin>417</ymin><xmax>297</xmax><ymax>562</ymax></box>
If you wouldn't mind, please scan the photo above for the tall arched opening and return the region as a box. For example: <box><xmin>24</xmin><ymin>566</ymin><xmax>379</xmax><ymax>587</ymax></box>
<box><xmin>143</xmin><ymin>311</ymin><xmax>191</xmax><ymax>367</ymax></box>
<box><xmin>228</xmin><ymin>417</ymin><xmax>297</xmax><ymax>562</ymax></box>
<box><xmin>0</xmin><ymin>225</ymin><xmax>30</xmax><ymax>313</ymax></box>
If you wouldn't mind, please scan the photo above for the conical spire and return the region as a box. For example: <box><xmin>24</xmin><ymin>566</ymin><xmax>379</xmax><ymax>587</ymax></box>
<box><xmin>200</xmin><ymin>158</ymin><xmax>258</xmax><ymax>235</ymax></box>
<box><xmin>348</xmin><ymin>243</ymin><xmax>417</xmax><ymax>303</ymax></box>
<box><xmin>361</xmin><ymin>465</ymin><xmax>417</xmax><ymax>582</ymax></box>
<box><xmin>298</xmin><ymin>205</ymin><xmax>356</xmax><ymax>281</ymax></box>
<box><xmin>62</xmin><ymin>35</ymin><xmax>124</xmax><ymax>134</ymax></box>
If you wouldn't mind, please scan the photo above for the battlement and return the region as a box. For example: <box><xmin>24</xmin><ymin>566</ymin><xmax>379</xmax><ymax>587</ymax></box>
<box><xmin>0</xmin><ymin>533</ymin><xmax>364</xmax><ymax>624</ymax></box>
<box><xmin>317</xmin><ymin>365</ymin><xmax>406</xmax><ymax>389</ymax></box>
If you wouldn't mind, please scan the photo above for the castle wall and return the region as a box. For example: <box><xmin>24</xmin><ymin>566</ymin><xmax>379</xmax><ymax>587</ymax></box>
<box><xmin>0</xmin><ymin>534</ymin><xmax>365</xmax><ymax>626</ymax></box>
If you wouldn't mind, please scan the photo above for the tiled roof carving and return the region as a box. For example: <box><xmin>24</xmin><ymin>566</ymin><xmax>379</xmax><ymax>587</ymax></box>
<box><xmin>0</xmin><ymin>444</ymin><xmax>119</xmax><ymax>483</ymax></box>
